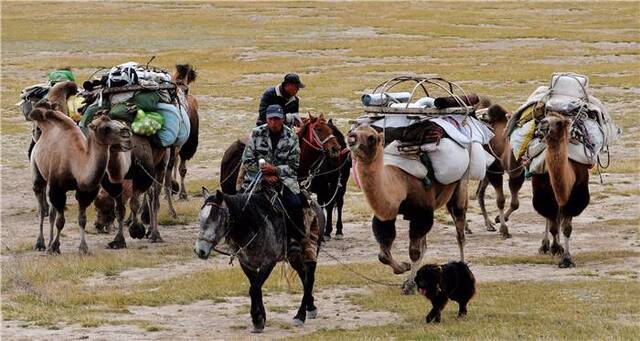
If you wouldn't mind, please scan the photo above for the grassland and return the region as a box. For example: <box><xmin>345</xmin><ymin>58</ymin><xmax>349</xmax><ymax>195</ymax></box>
<box><xmin>1</xmin><ymin>1</ymin><xmax>639</xmax><ymax>339</ymax></box>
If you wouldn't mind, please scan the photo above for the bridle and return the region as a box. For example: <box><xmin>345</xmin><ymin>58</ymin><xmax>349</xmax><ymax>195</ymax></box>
<box><xmin>301</xmin><ymin>120</ymin><xmax>337</xmax><ymax>153</ymax></box>
<box><xmin>198</xmin><ymin>200</ymin><xmax>258</xmax><ymax>260</ymax></box>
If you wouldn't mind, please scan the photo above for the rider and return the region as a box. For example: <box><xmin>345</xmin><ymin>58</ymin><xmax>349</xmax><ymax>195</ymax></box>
<box><xmin>256</xmin><ymin>73</ymin><xmax>304</xmax><ymax>127</ymax></box>
<box><xmin>241</xmin><ymin>104</ymin><xmax>307</xmax><ymax>243</ymax></box>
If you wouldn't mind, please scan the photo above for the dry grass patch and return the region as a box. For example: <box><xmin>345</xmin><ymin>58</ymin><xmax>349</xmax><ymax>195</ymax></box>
<box><xmin>473</xmin><ymin>250</ymin><xmax>640</xmax><ymax>266</ymax></box>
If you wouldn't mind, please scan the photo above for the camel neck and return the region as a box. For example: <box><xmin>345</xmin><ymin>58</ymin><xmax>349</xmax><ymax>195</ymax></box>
<box><xmin>82</xmin><ymin>130</ymin><xmax>110</xmax><ymax>189</ymax></box>
<box><xmin>356</xmin><ymin>149</ymin><xmax>400</xmax><ymax>220</ymax></box>
<box><xmin>545</xmin><ymin>132</ymin><xmax>575</xmax><ymax>206</ymax></box>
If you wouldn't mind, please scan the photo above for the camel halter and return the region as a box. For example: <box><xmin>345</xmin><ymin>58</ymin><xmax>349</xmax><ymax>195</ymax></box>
<box><xmin>301</xmin><ymin>120</ymin><xmax>337</xmax><ymax>153</ymax></box>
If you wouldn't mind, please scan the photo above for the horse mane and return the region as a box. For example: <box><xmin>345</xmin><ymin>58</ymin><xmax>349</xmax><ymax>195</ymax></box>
<box><xmin>328</xmin><ymin>119</ymin><xmax>346</xmax><ymax>148</ymax></box>
<box><xmin>298</xmin><ymin>115</ymin><xmax>317</xmax><ymax>139</ymax></box>
<box><xmin>222</xmin><ymin>191</ymin><xmax>279</xmax><ymax>233</ymax></box>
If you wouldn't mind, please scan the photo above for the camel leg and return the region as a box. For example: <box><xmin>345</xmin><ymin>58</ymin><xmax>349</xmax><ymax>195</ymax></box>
<box><xmin>477</xmin><ymin>177</ymin><xmax>495</xmax><ymax>232</ymax></box>
<box><xmin>76</xmin><ymin>189</ymin><xmax>97</xmax><ymax>255</ymax></box>
<box><xmin>558</xmin><ymin>215</ymin><xmax>575</xmax><ymax>268</ymax></box>
<box><xmin>32</xmin><ymin>169</ymin><xmax>47</xmax><ymax>251</ymax></box>
<box><xmin>448</xmin><ymin>180</ymin><xmax>468</xmax><ymax>262</ymax></box>
<box><xmin>127</xmin><ymin>188</ymin><xmax>146</xmax><ymax>240</ymax></box>
<box><xmin>372</xmin><ymin>216</ymin><xmax>411</xmax><ymax>274</ymax></box>
<box><xmin>539</xmin><ymin>219</ymin><xmax>552</xmax><ymax>254</ymax></box>
<box><xmin>489</xmin><ymin>172</ymin><xmax>511</xmax><ymax>238</ymax></box>
<box><xmin>503</xmin><ymin>170</ymin><xmax>525</xmax><ymax>222</ymax></box>
<box><xmin>549</xmin><ymin>218</ymin><xmax>563</xmax><ymax>256</ymax></box>
<box><xmin>164</xmin><ymin>147</ymin><xmax>177</xmax><ymax>219</ymax></box>
<box><xmin>148</xmin><ymin>182</ymin><xmax>164</xmax><ymax>243</ymax></box>
<box><xmin>178</xmin><ymin>157</ymin><xmax>188</xmax><ymax>200</ymax></box>
<box><xmin>47</xmin><ymin>187</ymin><xmax>66</xmax><ymax>254</ymax></box>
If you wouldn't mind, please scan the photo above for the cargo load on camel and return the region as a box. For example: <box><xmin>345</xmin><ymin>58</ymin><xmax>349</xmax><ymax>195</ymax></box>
<box><xmin>78</xmin><ymin>61</ymin><xmax>191</xmax><ymax>147</ymax></box>
<box><xmin>351</xmin><ymin>76</ymin><xmax>495</xmax><ymax>186</ymax></box>
<box><xmin>507</xmin><ymin>73</ymin><xmax>620</xmax><ymax>175</ymax></box>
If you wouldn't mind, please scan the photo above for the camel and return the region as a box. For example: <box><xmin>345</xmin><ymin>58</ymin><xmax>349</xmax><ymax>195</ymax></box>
<box><xmin>30</xmin><ymin>81</ymin><xmax>131</xmax><ymax>254</ymax></box>
<box><xmin>347</xmin><ymin>125</ymin><xmax>468</xmax><ymax>294</ymax></box>
<box><xmin>476</xmin><ymin>104</ymin><xmax>525</xmax><ymax>238</ymax></box>
<box><xmin>164</xmin><ymin>65</ymin><xmax>199</xmax><ymax>217</ymax></box>
<box><xmin>532</xmin><ymin>112</ymin><xmax>590</xmax><ymax>268</ymax></box>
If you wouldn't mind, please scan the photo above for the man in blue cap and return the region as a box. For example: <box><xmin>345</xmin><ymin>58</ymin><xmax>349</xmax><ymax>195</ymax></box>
<box><xmin>256</xmin><ymin>73</ymin><xmax>304</xmax><ymax>126</ymax></box>
<box><xmin>241</xmin><ymin>104</ymin><xmax>306</xmax><ymax>242</ymax></box>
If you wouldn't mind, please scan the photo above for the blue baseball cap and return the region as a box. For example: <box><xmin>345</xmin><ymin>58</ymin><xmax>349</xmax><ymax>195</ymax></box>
<box><xmin>266</xmin><ymin>104</ymin><xmax>284</xmax><ymax>119</ymax></box>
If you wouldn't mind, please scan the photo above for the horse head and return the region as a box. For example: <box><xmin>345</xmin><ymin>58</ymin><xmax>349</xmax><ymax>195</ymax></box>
<box><xmin>300</xmin><ymin>113</ymin><xmax>341</xmax><ymax>158</ymax></box>
<box><xmin>194</xmin><ymin>187</ymin><xmax>231</xmax><ymax>259</ymax></box>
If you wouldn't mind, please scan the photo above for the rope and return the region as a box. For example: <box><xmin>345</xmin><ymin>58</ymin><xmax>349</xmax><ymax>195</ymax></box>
<box><xmin>219</xmin><ymin>161</ymin><xmax>242</xmax><ymax>185</ymax></box>
<box><xmin>321</xmin><ymin>248</ymin><xmax>402</xmax><ymax>287</ymax></box>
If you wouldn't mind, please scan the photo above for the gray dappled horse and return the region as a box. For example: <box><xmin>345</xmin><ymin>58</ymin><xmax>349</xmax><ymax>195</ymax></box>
<box><xmin>194</xmin><ymin>187</ymin><xmax>324</xmax><ymax>333</ymax></box>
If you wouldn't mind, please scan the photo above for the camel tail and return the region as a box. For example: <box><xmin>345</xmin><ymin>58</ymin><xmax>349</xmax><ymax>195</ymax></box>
<box><xmin>175</xmin><ymin>64</ymin><xmax>197</xmax><ymax>84</ymax></box>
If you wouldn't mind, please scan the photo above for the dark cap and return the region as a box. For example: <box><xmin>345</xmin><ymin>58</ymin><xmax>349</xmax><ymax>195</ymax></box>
<box><xmin>283</xmin><ymin>73</ymin><xmax>305</xmax><ymax>88</ymax></box>
<box><xmin>266</xmin><ymin>104</ymin><xmax>284</xmax><ymax>119</ymax></box>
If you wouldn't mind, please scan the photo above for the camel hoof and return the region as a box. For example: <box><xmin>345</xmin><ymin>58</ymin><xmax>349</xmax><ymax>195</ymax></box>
<box><xmin>107</xmin><ymin>238</ymin><xmax>127</xmax><ymax>250</ymax></box>
<box><xmin>550</xmin><ymin>243</ymin><xmax>564</xmax><ymax>256</ymax></box>
<box><xmin>129</xmin><ymin>222</ymin><xmax>146</xmax><ymax>239</ymax></box>
<box><xmin>307</xmin><ymin>309</ymin><xmax>318</xmax><ymax>319</ymax></box>
<box><xmin>495</xmin><ymin>215</ymin><xmax>509</xmax><ymax>223</ymax></box>
<box><xmin>34</xmin><ymin>238</ymin><xmax>46</xmax><ymax>251</ymax></box>
<box><xmin>539</xmin><ymin>240</ymin><xmax>550</xmax><ymax>254</ymax></box>
<box><xmin>500</xmin><ymin>231</ymin><xmax>512</xmax><ymax>239</ymax></box>
<box><xmin>78</xmin><ymin>244</ymin><xmax>89</xmax><ymax>255</ymax></box>
<box><xmin>169</xmin><ymin>211</ymin><xmax>178</xmax><ymax>219</ymax></box>
<box><xmin>252</xmin><ymin>318</ymin><xmax>265</xmax><ymax>333</ymax></box>
<box><xmin>558</xmin><ymin>254</ymin><xmax>575</xmax><ymax>268</ymax></box>
<box><xmin>334</xmin><ymin>233</ymin><xmax>344</xmax><ymax>240</ymax></box>
<box><xmin>148</xmin><ymin>231</ymin><xmax>164</xmax><ymax>243</ymax></box>
<box><xmin>292</xmin><ymin>317</ymin><xmax>304</xmax><ymax>327</ymax></box>
<box><xmin>486</xmin><ymin>223</ymin><xmax>496</xmax><ymax>232</ymax></box>
<box><xmin>47</xmin><ymin>244</ymin><xmax>61</xmax><ymax>255</ymax></box>
<box><xmin>465</xmin><ymin>227</ymin><xmax>473</xmax><ymax>235</ymax></box>
<box><xmin>393</xmin><ymin>261</ymin><xmax>411</xmax><ymax>275</ymax></box>
<box><xmin>179</xmin><ymin>192</ymin><xmax>188</xmax><ymax>201</ymax></box>
<box><xmin>401</xmin><ymin>279</ymin><xmax>417</xmax><ymax>295</ymax></box>
<box><xmin>251</xmin><ymin>327</ymin><xmax>264</xmax><ymax>334</ymax></box>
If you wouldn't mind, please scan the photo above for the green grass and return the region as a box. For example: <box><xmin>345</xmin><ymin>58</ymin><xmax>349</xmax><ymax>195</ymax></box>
<box><xmin>307</xmin><ymin>280</ymin><xmax>640</xmax><ymax>340</ymax></box>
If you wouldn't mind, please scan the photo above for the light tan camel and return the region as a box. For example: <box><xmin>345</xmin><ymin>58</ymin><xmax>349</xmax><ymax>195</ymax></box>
<box><xmin>347</xmin><ymin>125</ymin><xmax>468</xmax><ymax>294</ymax></box>
<box><xmin>532</xmin><ymin>112</ymin><xmax>590</xmax><ymax>268</ymax></box>
<box><xmin>476</xmin><ymin>104</ymin><xmax>525</xmax><ymax>238</ymax></box>
<box><xmin>30</xmin><ymin>81</ymin><xmax>131</xmax><ymax>254</ymax></box>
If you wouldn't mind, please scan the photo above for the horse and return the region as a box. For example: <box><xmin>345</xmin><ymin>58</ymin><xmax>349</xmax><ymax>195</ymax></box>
<box><xmin>298</xmin><ymin>118</ymin><xmax>351</xmax><ymax>240</ymax></box>
<box><xmin>194</xmin><ymin>187</ymin><xmax>324</xmax><ymax>333</ymax></box>
<box><xmin>219</xmin><ymin>114</ymin><xmax>348</xmax><ymax>240</ymax></box>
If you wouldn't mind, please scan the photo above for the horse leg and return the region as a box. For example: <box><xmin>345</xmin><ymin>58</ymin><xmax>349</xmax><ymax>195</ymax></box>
<box><xmin>477</xmin><ymin>177</ymin><xmax>494</xmax><ymax>232</ymax></box>
<box><xmin>32</xmin><ymin>168</ymin><xmax>47</xmax><ymax>251</ymax></box>
<box><xmin>323</xmin><ymin>200</ymin><xmax>334</xmax><ymax>241</ymax></box>
<box><xmin>76</xmin><ymin>189</ymin><xmax>98</xmax><ymax>255</ymax></box>
<box><xmin>372</xmin><ymin>216</ymin><xmax>410</xmax><ymax>274</ymax></box>
<box><xmin>178</xmin><ymin>156</ymin><xmax>188</xmax><ymax>200</ymax></box>
<box><xmin>47</xmin><ymin>187</ymin><xmax>66</xmax><ymax>254</ymax></box>
<box><xmin>504</xmin><ymin>170</ymin><xmax>525</xmax><ymax>222</ymax></box>
<box><xmin>335</xmin><ymin>187</ymin><xmax>345</xmax><ymax>238</ymax></box>
<box><xmin>448</xmin><ymin>180</ymin><xmax>468</xmax><ymax>262</ymax></box>
<box><xmin>289</xmin><ymin>250</ymin><xmax>318</xmax><ymax>325</ymax></box>
<box><xmin>558</xmin><ymin>215</ymin><xmax>575</xmax><ymax>268</ymax></box>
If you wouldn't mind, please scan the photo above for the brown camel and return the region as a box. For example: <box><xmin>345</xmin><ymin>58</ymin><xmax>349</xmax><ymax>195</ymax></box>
<box><xmin>347</xmin><ymin>125</ymin><xmax>468</xmax><ymax>294</ymax></box>
<box><xmin>164</xmin><ymin>65</ymin><xmax>199</xmax><ymax>217</ymax></box>
<box><xmin>476</xmin><ymin>104</ymin><xmax>525</xmax><ymax>238</ymax></box>
<box><xmin>532</xmin><ymin>112</ymin><xmax>590</xmax><ymax>268</ymax></box>
<box><xmin>94</xmin><ymin>180</ymin><xmax>132</xmax><ymax>233</ymax></box>
<box><xmin>104</xmin><ymin>64</ymin><xmax>197</xmax><ymax>248</ymax></box>
<box><xmin>30</xmin><ymin>81</ymin><xmax>131</xmax><ymax>254</ymax></box>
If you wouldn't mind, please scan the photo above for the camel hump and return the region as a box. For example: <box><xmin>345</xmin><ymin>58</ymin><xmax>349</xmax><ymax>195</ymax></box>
<box><xmin>487</xmin><ymin>104</ymin><xmax>510</xmax><ymax>122</ymax></box>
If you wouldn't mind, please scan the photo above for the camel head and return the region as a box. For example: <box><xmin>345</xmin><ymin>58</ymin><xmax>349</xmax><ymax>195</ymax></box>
<box><xmin>87</xmin><ymin>114</ymin><xmax>132</xmax><ymax>150</ymax></box>
<box><xmin>195</xmin><ymin>188</ymin><xmax>230</xmax><ymax>259</ymax></box>
<box><xmin>347</xmin><ymin>124</ymin><xmax>384</xmax><ymax>163</ymax></box>
<box><xmin>538</xmin><ymin>112</ymin><xmax>571</xmax><ymax>143</ymax></box>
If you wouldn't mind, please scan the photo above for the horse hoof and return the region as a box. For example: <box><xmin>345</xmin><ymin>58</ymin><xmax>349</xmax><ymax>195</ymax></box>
<box><xmin>465</xmin><ymin>228</ymin><xmax>473</xmax><ymax>235</ymax></box>
<box><xmin>34</xmin><ymin>239</ymin><xmax>46</xmax><ymax>251</ymax></box>
<box><xmin>306</xmin><ymin>309</ymin><xmax>318</xmax><ymax>319</ymax></box>
<box><xmin>323</xmin><ymin>234</ymin><xmax>331</xmax><ymax>241</ymax></box>
<box><xmin>129</xmin><ymin>222</ymin><xmax>146</xmax><ymax>239</ymax></box>
<box><xmin>500</xmin><ymin>232</ymin><xmax>512</xmax><ymax>239</ymax></box>
<box><xmin>334</xmin><ymin>234</ymin><xmax>343</xmax><ymax>240</ymax></box>
<box><xmin>179</xmin><ymin>193</ymin><xmax>188</xmax><ymax>201</ymax></box>
<box><xmin>107</xmin><ymin>239</ymin><xmax>127</xmax><ymax>250</ymax></box>
<box><xmin>495</xmin><ymin>215</ymin><xmax>509</xmax><ymax>223</ymax></box>
<box><xmin>550</xmin><ymin>243</ymin><xmax>564</xmax><ymax>256</ymax></box>
<box><xmin>292</xmin><ymin>318</ymin><xmax>304</xmax><ymax>327</ymax></box>
<box><xmin>486</xmin><ymin>223</ymin><xmax>496</xmax><ymax>232</ymax></box>
<box><xmin>558</xmin><ymin>255</ymin><xmax>575</xmax><ymax>268</ymax></box>
<box><xmin>251</xmin><ymin>327</ymin><xmax>264</xmax><ymax>334</ymax></box>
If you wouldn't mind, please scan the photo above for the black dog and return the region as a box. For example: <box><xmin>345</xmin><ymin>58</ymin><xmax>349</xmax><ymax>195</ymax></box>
<box><xmin>414</xmin><ymin>262</ymin><xmax>476</xmax><ymax>323</ymax></box>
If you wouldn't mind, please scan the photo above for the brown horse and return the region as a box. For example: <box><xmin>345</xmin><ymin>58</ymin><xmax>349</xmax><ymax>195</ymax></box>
<box><xmin>219</xmin><ymin>113</ymin><xmax>342</xmax><ymax>196</ymax></box>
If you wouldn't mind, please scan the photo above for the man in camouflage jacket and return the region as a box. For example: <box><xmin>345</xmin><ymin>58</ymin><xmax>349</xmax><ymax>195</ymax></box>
<box><xmin>241</xmin><ymin>104</ymin><xmax>306</xmax><ymax>243</ymax></box>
